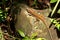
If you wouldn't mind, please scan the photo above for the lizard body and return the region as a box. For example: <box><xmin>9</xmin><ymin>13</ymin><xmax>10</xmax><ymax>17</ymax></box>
<box><xmin>26</xmin><ymin>8</ymin><xmax>53</xmax><ymax>40</ymax></box>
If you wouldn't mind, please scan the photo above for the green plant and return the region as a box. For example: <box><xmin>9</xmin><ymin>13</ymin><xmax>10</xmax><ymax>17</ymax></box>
<box><xmin>57</xmin><ymin>9</ymin><xmax>60</xmax><ymax>14</ymax></box>
<box><xmin>50</xmin><ymin>0</ymin><xmax>60</xmax><ymax>17</ymax></box>
<box><xmin>50</xmin><ymin>19</ymin><xmax>60</xmax><ymax>31</ymax></box>
<box><xmin>33</xmin><ymin>0</ymin><xmax>37</xmax><ymax>6</ymax></box>
<box><xmin>50</xmin><ymin>0</ymin><xmax>60</xmax><ymax>31</ymax></box>
<box><xmin>0</xmin><ymin>7</ymin><xmax>8</xmax><ymax>22</ymax></box>
<box><xmin>0</xmin><ymin>0</ymin><xmax>9</xmax><ymax>22</ymax></box>
<box><xmin>50</xmin><ymin>0</ymin><xmax>57</xmax><ymax>3</ymax></box>
<box><xmin>0</xmin><ymin>26</ymin><xmax>5</xmax><ymax>40</ymax></box>
<box><xmin>17</xmin><ymin>29</ymin><xmax>46</xmax><ymax>40</ymax></box>
<box><xmin>17</xmin><ymin>29</ymin><xmax>25</xmax><ymax>37</ymax></box>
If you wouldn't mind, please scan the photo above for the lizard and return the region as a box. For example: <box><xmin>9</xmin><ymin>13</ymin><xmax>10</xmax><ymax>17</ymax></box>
<box><xmin>26</xmin><ymin>8</ymin><xmax>53</xmax><ymax>40</ymax></box>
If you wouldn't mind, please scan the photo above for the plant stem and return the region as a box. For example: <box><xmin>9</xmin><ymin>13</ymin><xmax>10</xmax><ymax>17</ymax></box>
<box><xmin>0</xmin><ymin>27</ymin><xmax>5</xmax><ymax>40</ymax></box>
<box><xmin>51</xmin><ymin>0</ymin><xmax>60</xmax><ymax>17</ymax></box>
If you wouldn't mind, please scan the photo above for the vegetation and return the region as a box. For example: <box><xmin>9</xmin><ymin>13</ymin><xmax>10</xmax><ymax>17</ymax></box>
<box><xmin>0</xmin><ymin>0</ymin><xmax>60</xmax><ymax>40</ymax></box>
<box><xmin>50</xmin><ymin>0</ymin><xmax>60</xmax><ymax>30</ymax></box>
<box><xmin>17</xmin><ymin>29</ymin><xmax>46</xmax><ymax>40</ymax></box>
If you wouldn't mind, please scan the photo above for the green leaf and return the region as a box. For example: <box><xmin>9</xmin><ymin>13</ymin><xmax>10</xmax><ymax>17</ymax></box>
<box><xmin>33</xmin><ymin>0</ymin><xmax>37</xmax><ymax>5</ymax></box>
<box><xmin>30</xmin><ymin>32</ymin><xmax>38</xmax><ymax>38</ymax></box>
<box><xmin>0</xmin><ymin>14</ymin><xmax>3</xmax><ymax>16</ymax></box>
<box><xmin>50</xmin><ymin>19</ymin><xmax>54</xmax><ymax>22</ymax></box>
<box><xmin>22</xmin><ymin>38</ymin><xmax>30</xmax><ymax>40</ymax></box>
<box><xmin>50</xmin><ymin>0</ymin><xmax>57</xmax><ymax>3</ymax></box>
<box><xmin>22</xmin><ymin>36</ymin><xmax>30</xmax><ymax>40</ymax></box>
<box><xmin>17</xmin><ymin>29</ymin><xmax>25</xmax><ymax>37</ymax></box>
<box><xmin>22</xmin><ymin>38</ymin><xmax>35</xmax><ymax>40</ymax></box>
<box><xmin>55</xmin><ymin>22</ymin><xmax>59</xmax><ymax>26</ymax></box>
<box><xmin>53</xmin><ymin>20</ymin><xmax>57</xmax><ymax>24</ymax></box>
<box><xmin>58</xmin><ymin>0</ymin><xmax>60</xmax><ymax>1</ymax></box>
<box><xmin>56</xmin><ymin>24</ymin><xmax>60</xmax><ymax>30</ymax></box>
<box><xmin>32</xmin><ymin>0</ymin><xmax>37</xmax><ymax>6</ymax></box>
<box><xmin>0</xmin><ymin>10</ymin><xmax>3</xmax><ymax>13</ymax></box>
<box><xmin>57</xmin><ymin>9</ymin><xmax>60</xmax><ymax>14</ymax></box>
<box><xmin>50</xmin><ymin>19</ymin><xmax>57</xmax><ymax>24</ymax></box>
<box><xmin>36</xmin><ymin>38</ymin><xmax>46</xmax><ymax>40</ymax></box>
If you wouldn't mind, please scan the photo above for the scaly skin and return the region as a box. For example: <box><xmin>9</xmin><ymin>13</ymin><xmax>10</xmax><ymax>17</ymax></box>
<box><xmin>26</xmin><ymin>8</ymin><xmax>47</xmax><ymax>27</ymax></box>
<box><xmin>26</xmin><ymin>8</ymin><xmax>53</xmax><ymax>40</ymax></box>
